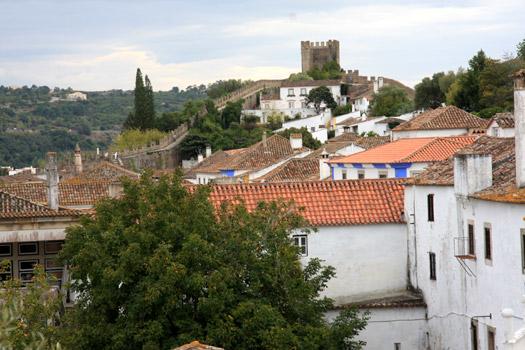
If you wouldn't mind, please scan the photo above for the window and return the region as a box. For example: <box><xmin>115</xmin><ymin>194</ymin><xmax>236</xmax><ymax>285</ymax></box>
<box><xmin>427</xmin><ymin>194</ymin><xmax>434</xmax><ymax>222</ymax></box>
<box><xmin>429</xmin><ymin>252</ymin><xmax>436</xmax><ymax>280</ymax></box>
<box><xmin>45</xmin><ymin>258</ymin><xmax>63</xmax><ymax>285</ymax></box>
<box><xmin>288</xmin><ymin>101</ymin><xmax>295</xmax><ymax>109</ymax></box>
<box><xmin>19</xmin><ymin>259</ymin><xmax>39</xmax><ymax>283</ymax></box>
<box><xmin>0</xmin><ymin>243</ymin><xmax>12</xmax><ymax>257</ymax></box>
<box><xmin>287</xmin><ymin>88</ymin><xmax>295</xmax><ymax>96</ymax></box>
<box><xmin>471</xmin><ymin>320</ymin><xmax>478</xmax><ymax>350</ymax></box>
<box><xmin>293</xmin><ymin>235</ymin><xmax>307</xmax><ymax>256</ymax></box>
<box><xmin>492</xmin><ymin>127</ymin><xmax>499</xmax><ymax>137</ymax></box>
<box><xmin>394</xmin><ymin>344</ymin><xmax>401</xmax><ymax>350</ymax></box>
<box><xmin>18</xmin><ymin>242</ymin><xmax>38</xmax><ymax>255</ymax></box>
<box><xmin>521</xmin><ymin>229</ymin><xmax>525</xmax><ymax>273</ymax></box>
<box><xmin>487</xmin><ymin>328</ymin><xmax>495</xmax><ymax>350</ymax></box>
<box><xmin>264</xmin><ymin>103</ymin><xmax>270</xmax><ymax>109</ymax></box>
<box><xmin>300</xmin><ymin>88</ymin><xmax>307</xmax><ymax>95</ymax></box>
<box><xmin>484</xmin><ymin>225</ymin><xmax>492</xmax><ymax>261</ymax></box>
<box><xmin>301</xmin><ymin>101</ymin><xmax>307</xmax><ymax>109</ymax></box>
<box><xmin>310</xmin><ymin>127</ymin><xmax>315</xmax><ymax>133</ymax></box>
<box><xmin>468</xmin><ymin>223</ymin><xmax>475</xmax><ymax>256</ymax></box>
<box><xmin>44</xmin><ymin>240</ymin><xmax>64</xmax><ymax>254</ymax></box>
<box><xmin>358</xmin><ymin>170</ymin><xmax>365</xmax><ymax>179</ymax></box>
<box><xmin>0</xmin><ymin>260</ymin><xmax>12</xmax><ymax>281</ymax></box>
<box><xmin>378</xmin><ymin>170</ymin><xmax>388</xmax><ymax>179</ymax></box>
<box><xmin>342</xmin><ymin>171</ymin><xmax>347</xmax><ymax>180</ymax></box>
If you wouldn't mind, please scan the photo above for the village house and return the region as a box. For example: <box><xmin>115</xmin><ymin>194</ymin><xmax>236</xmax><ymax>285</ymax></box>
<box><xmin>486</xmin><ymin>112</ymin><xmax>514</xmax><ymax>137</ymax></box>
<box><xmin>207</xmin><ymin>179</ymin><xmax>428</xmax><ymax>348</ymax></box>
<box><xmin>185</xmin><ymin>134</ymin><xmax>311</xmax><ymax>184</ymax></box>
<box><xmin>392</xmin><ymin>105</ymin><xmax>488</xmax><ymax>140</ymax></box>
<box><xmin>328</xmin><ymin>136</ymin><xmax>476</xmax><ymax>180</ymax></box>
<box><xmin>402</xmin><ymin>71</ymin><xmax>525</xmax><ymax>349</ymax></box>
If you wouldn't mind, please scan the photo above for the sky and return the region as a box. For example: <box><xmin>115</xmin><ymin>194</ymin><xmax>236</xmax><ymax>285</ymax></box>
<box><xmin>1</xmin><ymin>0</ymin><xmax>524</xmax><ymax>91</ymax></box>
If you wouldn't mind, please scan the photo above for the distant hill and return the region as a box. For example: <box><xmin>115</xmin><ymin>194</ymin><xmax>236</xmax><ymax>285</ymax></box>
<box><xmin>0</xmin><ymin>85</ymin><xmax>206</xmax><ymax>167</ymax></box>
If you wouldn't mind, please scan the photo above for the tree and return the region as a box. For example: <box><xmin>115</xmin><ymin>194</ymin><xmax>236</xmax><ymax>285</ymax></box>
<box><xmin>288</xmin><ymin>72</ymin><xmax>313</xmax><ymax>81</ymax></box>
<box><xmin>518</xmin><ymin>39</ymin><xmax>525</xmax><ymax>61</ymax></box>
<box><xmin>307</xmin><ymin>62</ymin><xmax>343</xmax><ymax>80</ymax></box>
<box><xmin>370</xmin><ymin>86</ymin><xmax>413</xmax><ymax>117</ymax></box>
<box><xmin>59</xmin><ymin>174</ymin><xmax>368</xmax><ymax>350</ymax></box>
<box><xmin>277</xmin><ymin>127</ymin><xmax>321</xmax><ymax>150</ymax></box>
<box><xmin>0</xmin><ymin>264</ymin><xmax>64</xmax><ymax>350</ymax></box>
<box><xmin>124</xmin><ymin>68</ymin><xmax>156</xmax><ymax>130</ymax></box>
<box><xmin>220</xmin><ymin>100</ymin><xmax>243</xmax><ymax>129</ymax></box>
<box><xmin>306</xmin><ymin>86</ymin><xmax>337</xmax><ymax>113</ymax></box>
<box><xmin>414</xmin><ymin>74</ymin><xmax>445</xmax><ymax>110</ymax></box>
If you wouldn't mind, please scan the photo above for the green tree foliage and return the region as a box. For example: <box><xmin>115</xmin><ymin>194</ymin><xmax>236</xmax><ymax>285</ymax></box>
<box><xmin>266</xmin><ymin>112</ymin><xmax>284</xmax><ymax>131</ymax></box>
<box><xmin>220</xmin><ymin>100</ymin><xmax>243</xmax><ymax>129</ymax></box>
<box><xmin>332</xmin><ymin>104</ymin><xmax>352</xmax><ymax>117</ymax></box>
<box><xmin>112</xmin><ymin>129</ymin><xmax>167</xmax><ymax>152</ymax></box>
<box><xmin>277</xmin><ymin>127</ymin><xmax>321</xmax><ymax>150</ymax></box>
<box><xmin>370</xmin><ymin>86</ymin><xmax>414</xmax><ymax>117</ymax></box>
<box><xmin>206</xmin><ymin>79</ymin><xmax>252</xmax><ymax>99</ymax></box>
<box><xmin>59</xmin><ymin>174</ymin><xmax>368</xmax><ymax>350</ymax></box>
<box><xmin>124</xmin><ymin>68</ymin><xmax>156</xmax><ymax>130</ymax></box>
<box><xmin>0</xmin><ymin>264</ymin><xmax>63</xmax><ymax>350</ymax></box>
<box><xmin>518</xmin><ymin>39</ymin><xmax>525</xmax><ymax>61</ymax></box>
<box><xmin>306</xmin><ymin>86</ymin><xmax>337</xmax><ymax>113</ymax></box>
<box><xmin>414</xmin><ymin>72</ymin><xmax>447</xmax><ymax>109</ymax></box>
<box><xmin>288</xmin><ymin>72</ymin><xmax>314</xmax><ymax>81</ymax></box>
<box><xmin>307</xmin><ymin>62</ymin><xmax>343</xmax><ymax>80</ymax></box>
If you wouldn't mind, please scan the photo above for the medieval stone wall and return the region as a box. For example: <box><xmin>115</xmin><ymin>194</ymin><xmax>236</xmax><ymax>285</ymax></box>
<box><xmin>301</xmin><ymin>40</ymin><xmax>340</xmax><ymax>72</ymax></box>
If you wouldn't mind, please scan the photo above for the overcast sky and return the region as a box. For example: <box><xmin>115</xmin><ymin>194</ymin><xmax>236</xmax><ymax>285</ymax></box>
<box><xmin>1</xmin><ymin>0</ymin><xmax>524</xmax><ymax>91</ymax></box>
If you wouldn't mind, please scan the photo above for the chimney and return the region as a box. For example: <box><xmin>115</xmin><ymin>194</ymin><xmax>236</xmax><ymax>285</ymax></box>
<box><xmin>319</xmin><ymin>149</ymin><xmax>331</xmax><ymax>180</ymax></box>
<box><xmin>197</xmin><ymin>153</ymin><xmax>204</xmax><ymax>163</ymax></box>
<box><xmin>205</xmin><ymin>145</ymin><xmax>212</xmax><ymax>158</ymax></box>
<box><xmin>514</xmin><ymin>69</ymin><xmax>525</xmax><ymax>188</ymax></box>
<box><xmin>454</xmin><ymin>153</ymin><xmax>492</xmax><ymax>196</ymax></box>
<box><xmin>262</xmin><ymin>131</ymin><xmax>267</xmax><ymax>147</ymax></box>
<box><xmin>45</xmin><ymin>152</ymin><xmax>59</xmax><ymax>210</ymax></box>
<box><xmin>74</xmin><ymin>143</ymin><xmax>83</xmax><ymax>174</ymax></box>
<box><xmin>289</xmin><ymin>133</ymin><xmax>303</xmax><ymax>150</ymax></box>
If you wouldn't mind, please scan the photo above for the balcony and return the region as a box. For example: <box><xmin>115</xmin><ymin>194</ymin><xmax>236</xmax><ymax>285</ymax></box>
<box><xmin>454</xmin><ymin>237</ymin><xmax>476</xmax><ymax>260</ymax></box>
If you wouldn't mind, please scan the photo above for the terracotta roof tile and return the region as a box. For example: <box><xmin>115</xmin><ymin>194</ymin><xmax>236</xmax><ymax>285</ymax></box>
<box><xmin>206</xmin><ymin>179</ymin><xmax>405</xmax><ymax>226</ymax></box>
<box><xmin>338</xmin><ymin>291</ymin><xmax>426</xmax><ymax>310</ymax></box>
<box><xmin>0</xmin><ymin>180</ymin><xmax>110</xmax><ymax>206</ymax></box>
<box><xmin>393</xmin><ymin>106</ymin><xmax>489</xmax><ymax>131</ymax></box>
<box><xmin>0</xmin><ymin>191</ymin><xmax>80</xmax><ymax>219</ymax></box>
<box><xmin>257</xmin><ymin>158</ymin><xmax>319</xmax><ymax>182</ymax></box>
<box><xmin>329</xmin><ymin>136</ymin><xmax>476</xmax><ymax>164</ymax></box>
<box><xmin>489</xmin><ymin>112</ymin><xmax>514</xmax><ymax>129</ymax></box>
<box><xmin>65</xmin><ymin>161</ymin><xmax>140</xmax><ymax>183</ymax></box>
<box><xmin>327</xmin><ymin>134</ymin><xmax>391</xmax><ymax>150</ymax></box>
<box><xmin>172</xmin><ymin>341</ymin><xmax>223</xmax><ymax>350</ymax></box>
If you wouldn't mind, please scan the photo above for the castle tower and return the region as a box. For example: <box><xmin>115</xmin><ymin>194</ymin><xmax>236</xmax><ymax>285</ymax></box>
<box><xmin>301</xmin><ymin>40</ymin><xmax>340</xmax><ymax>73</ymax></box>
<box><xmin>74</xmin><ymin>143</ymin><xmax>83</xmax><ymax>174</ymax></box>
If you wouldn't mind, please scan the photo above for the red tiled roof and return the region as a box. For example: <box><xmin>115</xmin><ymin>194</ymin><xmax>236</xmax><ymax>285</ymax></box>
<box><xmin>393</xmin><ymin>106</ymin><xmax>489</xmax><ymax>131</ymax></box>
<box><xmin>173</xmin><ymin>341</ymin><xmax>223</xmax><ymax>350</ymax></box>
<box><xmin>338</xmin><ymin>291</ymin><xmax>426</xmax><ymax>310</ymax></box>
<box><xmin>281</xmin><ymin>79</ymin><xmax>341</xmax><ymax>88</ymax></box>
<box><xmin>257</xmin><ymin>158</ymin><xmax>319</xmax><ymax>182</ymax></box>
<box><xmin>328</xmin><ymin>133</ymin><xmax>391</xmax><ymax>149</ymax></box>
<box><xmin>489</xmin><ymin>112</ymin><xmax>514</xmax><ymax>129</ymax></box>
<box><xmin>67</xmin><ymin>161</ymin><xmax>139</xmax><ymax>182</ymax></box>
<box><xmin>0</xmin><ymin>191</ymin><xmax>80</xmax><ymax>219</ymax></box>
<box><xmin>0</xmin><ymin>180</ymin><xmax>110</xmax><ymax>206</ymax></box>
<box><xmin>329</xmin><ymin>136</ymin><xmax>476</xmax><ymax>164</ymax></box>
<box><xmin>207</xmin><ymin>179</ymin><xmax>405</xmax><ymax>226</ymax></box>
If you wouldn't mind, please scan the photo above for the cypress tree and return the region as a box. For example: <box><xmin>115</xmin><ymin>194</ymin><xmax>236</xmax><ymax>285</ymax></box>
<box><xmin>143</xmin><ymin>75</ymin><xmax>156</xmax><ymax>130</ymax></box>
<box><xmin>123</xmin><ymin>68</ymin><xmax>147</xmax><ymax>130</ymax></box>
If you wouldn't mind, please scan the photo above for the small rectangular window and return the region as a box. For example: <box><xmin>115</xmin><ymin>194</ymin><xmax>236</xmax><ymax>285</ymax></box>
<box><xmin>394</xmin><ymin>344</ymin><xmax>401</xmax><ymax>350</ymax></box>
<box><xmin>45</xmin><ymin>240</ymin><xmax>64</xmax><ymax>254</ymax></box>
<box><xmin>471</xmin><ymin>320</ymin><xmax>478</xmax><ymax>350</ymax></box>
<box><xmin>18</xmin><ymin>242</ymin><xmax>38</xmax><ymax>255</ymax></box>
<box><xmin>429</xmin><ymin>252</ymin><xmax>436</xmax><ymax>280</ymax></box>
<box><xmin>358</xmin><ymin>170</ymin><xmax>365</xmax><ymax>179</ymax></box>
<box><xmin>287</xmin><ymin>88</ymin><xmax>295</xmax><ymax>96</ymax></box>
<box><xmin>342</xmin><ymin>170</ymin><xmax>347</xmax><ymax>180</ymax></box>
<box><xmin>427</xmin><ymin>194</ymin><xmax>434</xmax><ymax>222</ymax></box>
<box><xmin>293</xmin><ymin>235</ymin><xmax>307</xmax><ymax>256</ymax></box>
<box><xmin>521</xmin><ymin>229</ymin><xmax>525</xmax><ymax>274</ymax></box>
<box><xmin>487</xmin><ymin>328</ymin><xmax>495</xmax><ymax>350</ymax></box>
<box><xmin>45</xmin><ymin>258</ymin><xmax>63</xmax><ymax>286</ymax></box>
<box><xmin>0</xmin><ymin>244</ymin><xmax>12</xmax><ymax>257</ymax></box>
<box><xmin>468</xmin><ymin>224</ymin><xmax>475</xmax><ymax>256</ymax></box>
<box><xmin>288</xmin><ymin>101</ymin><xmax>295</xmax><ymax>109</ymax></box>
<box><xmin>301</xmin><ymin>102</ymin><xmax>307</xmax><ymax>109</ymax></box>
<box><xmin>484</xmin><ymin>226</ymin><xmax>492</xmax><ymax>261</ymax></box>
<box><xmin>379</xmin><ymin>170</ymin><xmax>388</xmax><ymax>179</ymax></box>
<box><xmin>300</xmin><ymin>88</ymin><xmax>307</xmax><ymax>95</ymax></box>
<box><xmin>310</xmin><ymin>127</ymin><xmax>315</xmax><ymax>133</ymax></box>
<box><xmin>19</xmin><ymin>259</ymin><xmax>39</xmax><ymax>283</ymax></box>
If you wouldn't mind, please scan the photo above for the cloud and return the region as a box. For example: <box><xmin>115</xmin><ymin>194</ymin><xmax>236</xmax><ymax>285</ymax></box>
<box><xmin>0</xmin><ymin>47</ymin><xmax>294</xmax><ymax>90</ymax></box>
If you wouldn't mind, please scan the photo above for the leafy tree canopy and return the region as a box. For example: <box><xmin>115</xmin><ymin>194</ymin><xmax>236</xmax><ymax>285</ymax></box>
<box><xmin>277</xmin><ymin>127</ymin><xmax>322</xmax><ymax>150</ymax></box>
<box><xmin>306</xmin><ymin>86</ymin><xmax>337</xmax><ymax>113</ymax></box>
<box><xmin>307</xmin><ymin>62</ymin><xmax>343</xmax><ymax>81</ymax></box>
<box><xmin>370</xmin><ymin>86</ymin><xmax>414</xmax><ymax>117</ymax></box>
<box><xmin>288</xmin><ymin>72</ymin><xmax>314</xmax><ymax>81</ymax></box>
<box><xmin>59</xmin><ymin>174</ymin><xmax>368</xmax><ymax>350</ymax></box>
<box><xmin>518</xmin><ymin>38</ymin><xmax>525</xmax><ymax>61</ymax></box>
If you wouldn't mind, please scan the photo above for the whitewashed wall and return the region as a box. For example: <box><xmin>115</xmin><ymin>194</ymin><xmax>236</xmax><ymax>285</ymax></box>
<box><xmin>392</xmin><ymin>128</ymin><xmax>468</xmax><ymax>140</ymax></box>
<box><xmin>331</xmin><ymin>162</ymin><xmax>428</xmax><ymax>180</ymax></box>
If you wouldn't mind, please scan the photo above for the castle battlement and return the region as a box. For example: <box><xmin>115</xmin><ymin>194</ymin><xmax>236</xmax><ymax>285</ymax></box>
<box><xmin>301</xmin><ymin>39</ymin><xmax>340</xmax><ymax>72</ymax></box>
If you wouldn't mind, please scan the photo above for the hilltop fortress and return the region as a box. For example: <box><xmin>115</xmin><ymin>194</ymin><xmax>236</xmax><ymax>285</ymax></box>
<box><xmin>301</xmin><ymin>40</ymin><xmax>340</xmax><ymax>72</ymax></box>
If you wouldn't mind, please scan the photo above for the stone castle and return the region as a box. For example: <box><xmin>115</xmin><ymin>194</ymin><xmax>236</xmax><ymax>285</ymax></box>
<box><xmin>301</xmin><ymin>40</ymin><xmax>340</xmax><ymax>72</ymax></box>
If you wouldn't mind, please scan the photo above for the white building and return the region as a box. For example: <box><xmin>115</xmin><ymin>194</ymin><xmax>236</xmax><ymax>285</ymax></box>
<box><xmin>66</xmin><ymin>91</ymin><xmax>87</xmax><ymax>101</ymax></box>
<box><xmin>402</xmin><ymin>71</ymin><xmax>525</xmax><ymax>349</ymax></box>
<box><xmin>328</xmin><ymin>136</ymin><xmax>477</xmax><ymax>180</ymax></box>
<box><xmin>392</xmin><ymin>105</ymin><xmax>488</xmax><ymax>140</ymax></box>
<box><xmin>207</xmin><ymin>179</ymin><xmax>427</xmax><ymax>349</ymax></box>
<box><xmin>486</xmin><ymin>112</ymin><xmax>514</xmax><ymax>137</ymax></box>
